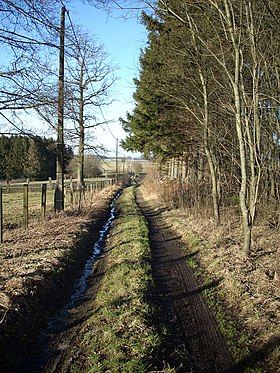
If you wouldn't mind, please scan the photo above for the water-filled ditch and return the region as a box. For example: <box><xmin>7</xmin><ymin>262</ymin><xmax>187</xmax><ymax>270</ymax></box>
<box><xmin>48</xmin><ymin>190</ymin><xmax>122</xmax><ymax>331</ymax></box>
<box><xmin>25</xmin><ymin>190</ymin><xmax>122</xmax><ymax>372</ymax></box>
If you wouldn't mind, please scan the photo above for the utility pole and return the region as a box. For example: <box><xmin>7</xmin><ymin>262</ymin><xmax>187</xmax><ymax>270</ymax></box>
<box><xmin>115</xmin><ymin>138</ymin><xmax>118</xmax><ymax>183</ymax></box>
<box><xmin>55</xmin><ymin>5</ymin><xmax>65</xmax><ymax>211</ymax></box>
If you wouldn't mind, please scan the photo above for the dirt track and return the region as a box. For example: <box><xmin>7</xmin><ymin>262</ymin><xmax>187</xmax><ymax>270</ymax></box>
<box><xmin>41</xmin><ymin>187</ymin><xmax>236</xmax><ymax>372</ymax></box>
<box><xmin>1</xmin><ymin>186</ymin><xmax>239</xmax><ymax>372</ymax></box>
<box><xmin>136</xmin><ymin>188</ymin><xmax>236</xmax><ymax>372</ymax></box>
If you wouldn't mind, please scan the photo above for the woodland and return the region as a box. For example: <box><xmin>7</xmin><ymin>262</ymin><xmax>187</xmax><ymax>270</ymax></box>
<box><xmin>121</xmin><ymin>0</ymin><xmax>280</xmax><ymax>255</ymax></box>
<box><xmin>0</xmin><ymin>135</ymin><xmax>73</xmax><ymax>180</ymax></box>
<box><xmin>1</xmin><ymin>0</ymin><xmax>279</xmax><ymax>250</ymax></box>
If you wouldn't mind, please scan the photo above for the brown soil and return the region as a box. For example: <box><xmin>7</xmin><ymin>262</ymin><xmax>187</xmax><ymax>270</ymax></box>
<box><xmin>141</xmin><ymin>177</ymin><xmax>280</xmax><ymax>372</ymax></box>
<box><xmin>1</xmin><ymin>183</ymin><xmax>278</xmax><ymax>372</ymax></box>
<box><xmin>136</xmin><ymin>187</ymin><xmax>235</xmax><ymax>372</ymax></box>
<box><xmin>23</xmin><ymin>186</ymin><xmax>237</xmax><ymax>372</ymax></box>
<box><xmin>27</xmin><ymin>245</ymin><xmax>108</xmax><ymax>373</ymax></box>
<box><xmin>0</xmin><ymin>186</ymin><xmax>121</xmax><ymax>372</ymax></box>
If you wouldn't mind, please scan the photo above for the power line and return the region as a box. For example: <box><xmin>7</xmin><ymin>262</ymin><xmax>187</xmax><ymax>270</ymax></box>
<box><xmin>98</xmin><ymin>105</ymin><xmax>118</xmax><ymax>140</ymax></box>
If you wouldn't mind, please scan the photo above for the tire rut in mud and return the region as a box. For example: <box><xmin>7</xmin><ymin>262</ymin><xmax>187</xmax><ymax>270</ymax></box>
<box><xmin>136</xmin><ymin>188</ymin><xmax>236</xmax><ymax>373</ymax></box>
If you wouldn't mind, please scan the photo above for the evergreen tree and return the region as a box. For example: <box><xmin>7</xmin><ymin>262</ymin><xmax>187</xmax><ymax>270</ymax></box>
<box><xmin>8</xmin><ymin>136</ymin><xmax>28</xmax><ymax>179</ymax></box>
<box><xmin>0</xmin><ymin>135</ymin><xmax>73</xmax><ymax>180</ymax></box>
<box><xmin>24</xmin><ymin>138</ymin><xmax>42</xmax><ymax>179</ymax></box>
<box><xmin>0</xmin><ymin>136</ymin><xmax>11</xmax><ymax>180</ymax></box>
<box><xmin>121</xmin><ymin>0</ymin><xmax>280</xmax><ymax>254</ymax></box>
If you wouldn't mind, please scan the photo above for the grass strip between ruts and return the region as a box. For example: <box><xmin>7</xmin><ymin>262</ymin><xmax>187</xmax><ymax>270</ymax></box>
<box><xmin>72</xmin><ymin>185</ymin><xmax>160</xmax><ymax>372</ymax></box>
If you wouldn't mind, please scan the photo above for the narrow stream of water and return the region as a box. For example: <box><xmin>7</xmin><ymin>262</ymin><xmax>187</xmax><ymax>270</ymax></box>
<box><xmin>25</xmin><ymin>191</ymin><xmax>122</xmax><ymax>372</ymax></box>
<box><xmin>48</xmin><ymin>191</ymin><xmax>122</xmax><ymax>332</ymax></box>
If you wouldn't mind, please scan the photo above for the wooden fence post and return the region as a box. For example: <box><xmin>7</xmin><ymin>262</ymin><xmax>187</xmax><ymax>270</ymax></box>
<box><xmin>23</xmin><ymin>184</ymin><xmax>28</xmax><ymax>229</ymax></box>
<box><xmin>41</xmin><ymin>183</ymin><xmax>47</xmax><ymax>218</ymax></box>
<box><xmin>90</xmin><ymin>184</ymin><xmax>93</xmax><ymax>204</ymax></box>
<box><xmin>48</xmin><ymin>177</ymin><xmax>53</xmax><ymax>189</ymax></box>
<box><xmin>0</xmin><ymin>188</ymin><xmax>3</xmax><ymax>243</ymax></box>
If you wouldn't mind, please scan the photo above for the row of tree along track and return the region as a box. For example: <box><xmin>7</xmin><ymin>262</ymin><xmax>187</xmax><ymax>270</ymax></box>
<box><xmin>1</xmin><ymin>184</ymin><xmax>250</xmax><ymax>372</ymax></box>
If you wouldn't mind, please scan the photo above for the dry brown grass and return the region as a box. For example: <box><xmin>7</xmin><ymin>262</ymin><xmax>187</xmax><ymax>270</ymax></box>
<box><xmin>0</xmin><ymin>186</ymin><xmax>120</xmax><ymax>325</ymax></box>
<box><xmin>141</xmin><ymin>174</ymin><xmax>280</xmax><ymax>370</ymax></box>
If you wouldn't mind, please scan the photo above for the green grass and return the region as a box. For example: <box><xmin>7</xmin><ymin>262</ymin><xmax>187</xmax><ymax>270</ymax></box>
<box><xmin>72</xmin><ymin>186</ymin><xmax>161</xmax><ymax>372</ymax></box>
<box><xmin>169</xmin><ymin>219</ymin><xmax>266</xmax><ymax>372</ymax></box>
<box><xmin>203</xmin><ymin>287</ymin><xmax>251</xmax><ymax>359</ymax></box>
<box><xmin>0</xmin><ymin>178</ymin><xmax>115</xmax><ymax>230</ymax></box>
<box><xmin>2</xmin><ymin>188</ymin><xmax>54</xmax><ymax>228</ymax></box>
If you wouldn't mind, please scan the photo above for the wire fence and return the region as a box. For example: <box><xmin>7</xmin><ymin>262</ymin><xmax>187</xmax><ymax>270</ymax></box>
<box><xmin>0</xmin><ymin>177</ymin><xmax>116</xmax><ymax>243</ymax></box>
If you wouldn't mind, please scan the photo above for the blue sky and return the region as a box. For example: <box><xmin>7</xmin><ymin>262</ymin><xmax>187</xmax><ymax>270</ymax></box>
<box><xmin>0</xmin><ymin>1</ymin><xmax>146</xmax><ymax>156</ymax></box>
<box><xmin>70</xmin><ymin>1</ymin><xmax>147</xmax><ymax>156</ymax></box>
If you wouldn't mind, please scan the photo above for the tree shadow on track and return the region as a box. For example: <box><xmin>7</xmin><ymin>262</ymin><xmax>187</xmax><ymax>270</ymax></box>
<box><xmin>223</xmin><ymin>335</ymin><xmax>280</xmax><ymax>373</ymax></box>
<box><xmin>155</xmin><ymin>234</ymin><xmax>182</xmax><ymax>243</ymax></box>
<box><xmin>171</xmin><ymin>280</ymin><xmax>221</xmax><ymax>300</ymax></box>
<box><xmin>144</xmin><ymin>207</ymin><xmax>169</xmax><ymax>217</ymax></box>
<box><xmin>136</xmin><ymin>189</ymin><xmax>235</xmax><ymax>373</ymax></box>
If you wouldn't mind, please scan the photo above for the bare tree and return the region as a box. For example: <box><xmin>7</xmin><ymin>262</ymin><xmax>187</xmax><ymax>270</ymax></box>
<box><xmin>151</xmin><ymin>0</ymin><xmax>276</xmax><ymax>254</ymax></box>
<box><xmin>65</xmin><ymin>28</ymin><xmax>116</xmax><ymax>192</ymax></box>
<box><xmin>0</xmin><ymin>0</ymin><xmax>61</xmax><ymax>113</ymax></box>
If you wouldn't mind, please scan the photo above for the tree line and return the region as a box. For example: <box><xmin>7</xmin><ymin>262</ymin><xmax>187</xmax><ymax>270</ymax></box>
<box><xmin>0</xmin><ymin>135</ymin><xmax>73</xmax><ymax>181</ymax></box>
<box><xmin>121</xmin><ymin>0</ymin><xmax>280</xmax><ymax>255</ymax></box>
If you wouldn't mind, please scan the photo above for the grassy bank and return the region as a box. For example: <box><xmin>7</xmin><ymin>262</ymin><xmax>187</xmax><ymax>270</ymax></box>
<box><xmin>140</xmin><ymin>177</ymin><xmax>279</xmax><ymax>372</ymax></box>
<box><xmin>0</xmin><ymin>185</ymin><xmax>123</xmax><ymax>371</ymax></box>
<box><xmin>74</xmin><ymin>186</ymin><xmax>161</xmax><ymax>372</ymax></box>
<box><xmin>163</xmin><ymin>216</ymin><xmax>279</xmax><ymax>372</ymax></box>
<box><xmin>0</xmin><ymin>178</ymin><xmax>115</xmax><ymax>232</ymax></box>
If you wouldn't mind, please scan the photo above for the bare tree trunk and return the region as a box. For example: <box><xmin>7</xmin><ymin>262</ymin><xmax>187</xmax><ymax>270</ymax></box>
<box><xmin>186</xmin><ymin>11</ymin><xmax>221</xmax><ymax>224</ymax></box>
<box><xmin>170</xmin><ymin>157</ymin><xmax>175</xmax><ymax>179</ymax></box>
<box><xmin>234</xmin><ymin>83</ymin><xmax>252</xmax><ymax>255</ymax></box>
<box><xmin>77</xmin><ymin>58</ymin><xmax>85</xmax><ymax>194</ymax></box>
<box><xmin>242</xmin><ymin>1</ymin><xmax>262</xmax><ymax>226</ymax></box>
<box><xmin>181</xmin><ymin>154</ymin><xmax>187</xmax><ymax>180</ymax></box>
<box><xmin>174</xmin><ymin>157</ymin><xmax>179</xmax><ymax>180</ymax></box>
<box><xmin>200</xmin><ymin>70</ymin><xmax>220</xmax><ymax>225</ymax></box>
<box><xmin>222</xmin><ymin>0</ymin><xmax>252</xmax><ymax>255</ymax></box>
<box><xmin>55</xmin><ymin>5</ymin><xmax>65</xmax><ymax>212</ymax></box>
